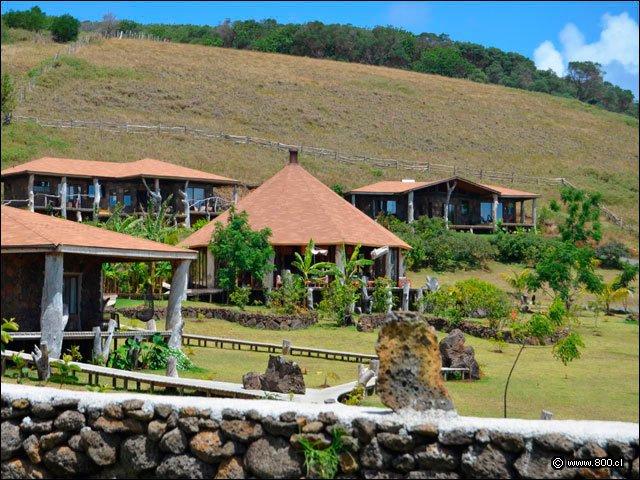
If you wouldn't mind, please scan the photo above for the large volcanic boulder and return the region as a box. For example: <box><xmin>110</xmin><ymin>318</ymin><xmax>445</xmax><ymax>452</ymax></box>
<box><xmin>376</xmin><ymin>311</ymin><xmax>455</xmax><ymax>411</ymax></box>
<box><xmin>439</xmin><ymin>329</ymin><xmax>480</xmax><ymax>380</ymax></box>
<box><xmin>261</xmin><ymin>355</ymin><xmax>306</xmax><ymax>394</ymax></box>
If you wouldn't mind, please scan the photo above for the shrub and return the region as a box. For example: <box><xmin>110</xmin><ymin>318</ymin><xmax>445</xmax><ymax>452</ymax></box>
<box><xmin>594</xmin><ymin>241</ymin><xmax>632</xmax><ymax>269</ymax></box>
<box><xmin>269</xmin><ymin>272</ymin><xmax>306</xmax><ymax>314</ymax></box>
<box><xmin>451</xmin><ymin>279</ymin><xmax>510</xmax><ymax>328</ymax></box>
<box><xmin>51</xmin><ymin>14</ymin><xmax>80</xmax><ymax>42</ymax></box>
<box><xmin>491</xmin><ymin>231</ymin><xmax>557</xmax><ymax>264</ymax></box>
<box><xmin>1</xmin><ymin>72</ymin><xmax>16</xmax><ymax>125</ymax></box>
<box><xmin>371</xmin><ymin>277</ymin><xmax>395</xmax><ymax>313</ymax></box>
<box><xmin>229</xmin><ymin>286</ymin><xmax>251</xmax><ymax>310</ymax></box>
<box><xmin>318</xmin><ymin>279</ymin><xmax>357</xmax><ymax>325</ymax></box>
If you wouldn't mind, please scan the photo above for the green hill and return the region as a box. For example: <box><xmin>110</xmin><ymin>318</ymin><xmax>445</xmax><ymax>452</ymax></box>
<box><xmin>1</xmin><ymin>37</ymin><xmax>638</xmax><ymax>242</ymax></box>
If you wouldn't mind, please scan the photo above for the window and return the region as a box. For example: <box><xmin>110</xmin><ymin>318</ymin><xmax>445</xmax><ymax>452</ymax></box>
<box><xmin>461</xmin><ymin>201</ymin><xmax>469</xmax><ymax>216</ymax></box>
<box><xmin>448</xmin><ymin>203</ymin><xmax>456</xmax><ymax>224</ymax></box>
<box><xmin>33</xmin><ymin>181</ymin><xmax>51</xmax><ymax>193</ymax></box>
<box><xmin>109</xmin><ymin>190</ymin><xmax>118</xmax><ymax>207</ymax></box>
<box><xmin>124</xmin><ymin>190</ymin><xmax>132</xmax><ymax>207</ymax></box>
<box><xmin>386</xmin><ymin>200</ymin><xmax>397</xmax><ymax>215</ymax></box>
<box><xmin>187</xmin><ymin>187</ymin><xmax>206</xmax><ymax>209</ymax></box>
<box><xmin>63</xmin><ymin>275</ymin><xmax>80</xmax><ymax>316</ymax></box>
<box><xmin>480</xmin><ymin>202</ymin><xmax>503</xmax><ymax>223</ymax></box>
<box><xmin>88</xmin><ymin>185</ymin><xmax>103</xmax><ymax>197</ymax></box>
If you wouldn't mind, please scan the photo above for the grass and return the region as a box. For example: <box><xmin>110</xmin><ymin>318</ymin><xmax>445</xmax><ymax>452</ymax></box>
<box><xmin>0</xmin><ymin>36</ymin><xmax>637</xmax><ymax>237</ymax></box>
<box><xmin>4</xmin><ymin>310</ymin><xmax>637</xmax><ymax>422</ymax></box>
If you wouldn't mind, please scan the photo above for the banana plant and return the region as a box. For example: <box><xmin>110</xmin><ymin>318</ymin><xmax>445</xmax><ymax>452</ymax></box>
<box><xmin>292</xmin><ymin>239</ymin><xmax>334</xmax><ymax>284</ymax></box>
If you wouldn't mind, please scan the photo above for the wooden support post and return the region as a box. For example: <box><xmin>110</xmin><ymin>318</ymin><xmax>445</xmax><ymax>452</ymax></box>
<box><xmin>532</xmin><ymin>198</ymin><xmax>537</xmax><ymax>234</ymax></box>
<box><xmin>28</xmin><ymin>174</ymin><xmax>35</xmax><ymax>212</ymax></box>
<box><xmin>351</xmin><ymin>195</ymin><xmax>356</xmax><ymax>207</ymax></box>
<box><xmin>166</xmin><ymin>357</ymin><xmax>178</xmax><ymax>378</ymax></box>
<box><xmin>444</xmin><ymin>181</ymin><xmax>456</xmax><ymax>230</ymax></box>
<box><xmin>233</xmin><ymin>185</ymin><xmax>238</xmax><ymax>204</ymax></box>
<box><xmin>60</xmin><ymin>176</ymin><xmax>67</xmax><ymax>219</ymax></box>
<box><xmin>416</xmin><ymin>288</ymin><xmax>424</xmax><ymax>314</ymax></box>
<box><xmin>93</xmin><ymin>178</ymin><xmax>101</xmax><ymax>221</ymax></box>
<box><xmin>40</xmin><ymin>253</ymin><xmax>66</xmax><ymax>359</ymax></box>
<box><xmin>408</xmin><ymin>191</ymin><xmax>414</xmax><ymax>224</ymax></box>
<box><xmin>520</xmin><ymin>201</ymin><xmax>525</xmax><ymax>224</ymax></box>
<box><xmin>32</xmin><ymin>342</ymin><xmax>50</xmax><ymax>381</ymax></box>
<box><xmin>166</xmin><ymin>259</ymin><xmax>191</xmax><ymax>332</ymax></box>
<box><xmin>402</xmin><ymin>281</ymin><xmax>410</xmax><ymax>311</ymax></box>
<box><xmin>282</xmin><ymin>339</ymin><xmax>291</xmax><ymax>355</ymax></box>
<box><xmin>264</xmin><ymin>253</ymin><xmax>275</xmax><ymax>290</ymax></box>
<box><xmin>179</xmin><ymin>180</ymin><xmax>190</xmax><ymax>228</ymax></box>
<box><xmin>492</xmin><ymin>194</ymin><xmax>498</xmax><ymax>233</ymax></box>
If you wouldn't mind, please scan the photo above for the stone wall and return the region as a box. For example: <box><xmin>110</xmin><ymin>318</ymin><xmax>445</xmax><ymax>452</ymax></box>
<box><xmin>114</xmin><ymin>306</ymin><xmax>318</xmax><ymax>330</ymax></box>
<box><xmin>1</xmin><ymin>384</ymin><xmax>638</xmax><ymax>479</ymax></box>
<box><xmin>357</xmin><ymin>314</ymin><xmax>568</xmax><ymax>345</ymax></box>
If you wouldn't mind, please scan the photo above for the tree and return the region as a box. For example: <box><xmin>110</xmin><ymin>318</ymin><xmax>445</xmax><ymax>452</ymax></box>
<box><xmin>1</xmin><ymin>72</ymin><xmax>16</xmax><ymax>125</ymax></box>
<box><xmin>51</xmin><ymin>14</ymin><xmax>80</xmax><ymax>42</ymax></box>
<box><xmin>291</xmin><ymin>239</ymin><xmax>332</xmax><ymax>285</ymax></box>
<box><xmin>412</xmin><ymin>47</ymin><xmax>475</xmax><ymax>78</ymax></box>
<box><xmin>567</xmin><ymin>61</ymin><xmax>604</xmax><ymax>102</ymax></box>
<box><xmin>504</xmin><ymin>298</ymin><xmax>583</xmax><ymax>417</ymax></box>
<box><xmin>118</xmin><ymin>19</ymin><xmax>141</xmax><ymax>34</ymax></box>
<box><xmin>594</xmin><ymin>277</ymin><xmax>630</xmax><ymax>315</ymax></box>
<box><xmin>210</xmin><ymin>207</ymin><xmax>274</xmax><ymax>292</ymax></box>
<box><xmin>102</xmin><ymin>12</ymin><xmax>119</xmax><ymax>37</ymax></box>
<box><xmin>530</xmin><ymin>187</ymin><xmax>603</xmax><ymax>309</ymax></box>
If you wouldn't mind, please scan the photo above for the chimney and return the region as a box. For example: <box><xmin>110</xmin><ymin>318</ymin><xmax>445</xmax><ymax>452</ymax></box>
<box><xmin>289</xmin><ymin>148</ymin><xmax>299</xmax><ymax>164</ymax></box>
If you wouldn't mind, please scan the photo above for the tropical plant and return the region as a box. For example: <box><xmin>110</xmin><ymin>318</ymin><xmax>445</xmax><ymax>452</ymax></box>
<box><xmin>501</xmin><ymin>269</ymin><xmax>535</xmax><ymax>298</ymax></box>
<box><xmin>49</xmin><ymin>354</ymin><xmax>81</xmax><ymax>388</ymax></box>
<box><xmin>316</xmin><ymin>370</ymin><xmax>340</xmax><ymax>388</ymax></box>
<box><xmin>343</xmin><ymin>383</ymin><xmax>365</xmax><ymax>406</ymax></box>
<box><xmin>298</xmin><ymin>426</ymin><xmax>353</xmax><ymax>479</ymax></box>
<box><xmin>269</xmin><ymin>272</ymin><xmax>307</xmax><ymax>314</ymax></box>
<box><xmin>371</xmin><ymin>277</ymin><xmax>396</xmax><ymax>313</ymax></box>
<box><xmin>291</xmin><ymin>239</ymin><xmax>333</xmax><ymax>285</ymax></box>
<box><xmin>488</xmin><ymin>331</ymin><xmax>507</xmax><ymax>353</ymax></box>
<box><xmin>11</xmin><ymin>351</ymin><xmax>31</xmax><ymax>384</ymax></box>
<box><xmin>1</xmin><ymin>317</ymin><xmax>19</xmax><ymax>352</ymax></box>
<box><xmin>593</xmin><ymin>276</ymin><xmax>631</xmax><ymax>315</ymax></box>
<box><xmin>66</xmin><ymin>345</ymin><xmax>82</xmax><ymax>362</ymax></box>
<box><xmin>503</xmin><ymin>298</ymin><xmax>583</xmax><ymax>418</ymax></box>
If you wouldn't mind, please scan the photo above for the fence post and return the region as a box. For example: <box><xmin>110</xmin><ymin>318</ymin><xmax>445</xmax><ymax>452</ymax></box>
<box><xmin>512</xmin><ymin>172</ymin><xmax>515</xmax><ymax>183</ymax></box>
<box><xmin>479</xmin><ymin>169</ymin><xmax>483</xmax><ymax>179</ymax></box>
<box><xmin>184</xmin><ymin>126</ymin><xmax>188</xmax><ymax>135</ymax></box>
<box><xmin>125</xmin><ymin>124</ymin><xmax>129</xmax><ymax>133</ymax></box>
<box><xmin>282</xmin><ymin>339</ymin><xmax>291</xmax><ymax>355</ymax></box>
<box><xmin>70</xmin><ymin>119</ymin><xmax>74</xmax><ymax>129</ymax></box>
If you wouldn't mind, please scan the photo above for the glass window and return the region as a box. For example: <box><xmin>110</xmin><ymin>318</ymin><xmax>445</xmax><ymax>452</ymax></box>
<box><xmin>386</xmin><ymin>200</ymin><xmax>397</xmax><ymax>215</ymax></box>
<box><xmin>88</xmin><ymin>185</ymin><xmax>103</xmax><ymax>197</ymax></box>
<box><xmin>480</xmin><ymin>202</ymin><xmax>503</xmax><ymax>223</ymax></box>
<box><xmin>187</xmin><ymin>187</ymin><xmax>206</xmax><ymax>209</ymax></box>
<box><xmin>109</xmin><ymin>190</ymin><xmax>118</xmax><ymax>207</ymax></box>
<box><xmin>124</xmin><ymin>190</ymin><xmax>132</xmax><ymax>207</ymax></box>
<box><xmin>461</xmin><ymin>201</ymin><xmax>469</xmax><ymax>215</ymax></box>
<box><xmin>63</xmin><ymin>276</ymin><xmax>79</xmax><ymax>315</ymax></box>
<box><xmin>33</xmin><ymin>181</ymin><xmax>51</xmax><ymax>193</ymax></box>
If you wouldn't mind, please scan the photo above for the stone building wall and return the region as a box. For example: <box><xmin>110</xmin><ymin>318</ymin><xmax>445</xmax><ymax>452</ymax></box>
<box><xmin>0</xmin><ymin>253</ymin><xmax>44</xmax><ymax>332</ymax></box>
<box><xmin>1</xmin><ymin>384</ymin><xmax>638</xmax><ymax>479</ymax></box>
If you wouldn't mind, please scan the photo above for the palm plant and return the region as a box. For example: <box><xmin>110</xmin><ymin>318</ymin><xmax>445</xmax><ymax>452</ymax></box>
<box><xmin>500</xmin><ymin>268</ymin><xmax>534</xmax><ymax>298</ymax></box>
<box><xmin>594</xmin><ymin>276</ymin><xmax>630</xmax><ymax>315</ymax></box>
<box><xmin>292</xmin><ymin>239</ymin><xmax>333</xmax><ymax>285</ymax></box>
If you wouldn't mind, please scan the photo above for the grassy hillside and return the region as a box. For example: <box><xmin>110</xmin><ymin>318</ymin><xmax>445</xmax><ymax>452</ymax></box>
<box><xmin>1</xmin><ymin>38</ymin><xmax>638</xmax><ymax>241</ymax></box>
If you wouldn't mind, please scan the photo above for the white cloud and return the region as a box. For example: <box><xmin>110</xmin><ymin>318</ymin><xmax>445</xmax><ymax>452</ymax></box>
<box><xmin>533</xmin><ymin>40</ymin><xmax>565</xmax><ymax>76</ymax></box>
<box><xmin>533</xmin><ymin>12</ymin><xmax>639</xmax><ymax>97</ymax></box>
<box><xmin>560</xmin><ymin>13</ymin><xmax>639</xmax><ymax>74</ymax></box>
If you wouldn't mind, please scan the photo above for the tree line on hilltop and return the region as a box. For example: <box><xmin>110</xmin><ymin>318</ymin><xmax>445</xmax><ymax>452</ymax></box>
<box><xmin>2</xmin><ymin>7</ymin><xmax>638</xmax><ymax>118</ymax></box>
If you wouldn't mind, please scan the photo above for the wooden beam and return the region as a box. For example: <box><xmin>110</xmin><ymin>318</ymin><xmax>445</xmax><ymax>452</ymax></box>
<box><xmin>444</xmin><ymin>181</ymin><xmax>457</xmax><ymax>230</ymax></box>
<box><xmin>408</xmin><ymin>191</ymin><xmax>414</xmax><ymax>224</ymax></box>
<box><xmin>40</xmin><ymin>253</ymin><xmax>66</xmax><ymax>359</ymax></box>
<box><xmin>263</xmin><ymin>253</ymin><xmax>275</xmax><ymax>289</ymax></box>
<box><xmin>179</xmin><ymin>180</ymin><xmax>190</xmax><ymax>228</ymax></box>
<box><xmin>206</xmin><ymin>249</ymin><xmax>216</xmax><ymax>288</ymax></box>
<box><xmin>533</xmin><ymin>198</ymin><xmax>537</xmax><ymax>234</ymax></box>
<box><xmin>166</xmin><ymin>259</ymin><xmax>191</xmax><ymax>332</ymax></box>
<box><xmin>233</xmin><ymin>185</ymin><xmax>238</xmax><ymax>204</ymax></box>
<box><xmin>28</xmin><ymin>174</ymin><xmax>35</xmax><ymax>212</ymax></box>
<box><xmin>93</xmin><ymin>178</ymin><xmax>101</xmax><ymax>221</ymax></box>
<box><xmin>60</xmin><ymin>176</ymin><xmax>67</xmax><ymax>219</ymax></box>
<box><xmin>492</xmin><ymin>194</ymin><xmax>498</xmax><ymax>233</ymax></box>
<box><xmin>520</xmin><ymin>201</ymin><xmax>525</xmax><ymax>224</ymax></box>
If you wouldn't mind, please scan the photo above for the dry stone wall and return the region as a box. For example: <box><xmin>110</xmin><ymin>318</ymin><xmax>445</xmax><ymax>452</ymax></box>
<box><xmin>114</xmin><ymin>306</ymin><xmax>318</xmax><ymax>330</ymax></box>
<box><xmin>1</xmin><ymin>384</ymin><xmax>638</xmax><ymax>479</ymax></box>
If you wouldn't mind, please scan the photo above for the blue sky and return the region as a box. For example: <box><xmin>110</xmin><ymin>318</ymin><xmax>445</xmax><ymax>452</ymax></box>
<box><xmin>3</xmin><ymin>1</ymin><xmax>638</xmax><ymax>98</ymax></box>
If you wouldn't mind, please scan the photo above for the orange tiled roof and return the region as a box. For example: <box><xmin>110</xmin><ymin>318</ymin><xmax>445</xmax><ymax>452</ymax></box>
<box><xmin>1</xmin><ymin>206</ymin><xmax>196</xmax><ymax>259</ymax></box>
<box><xmin>1</xmin><ymin>157</ymin><xmax>239</xmax><ymax>184</ymax></box>
<box><xmin>350</xmin><ymin>177</ymin><xmax>540</xmax><ymax>198</ymax></box>
<box><xmin>178</xmin><ymin>163</ymin><xmax>411</xmax><ymax>249</ymax></box>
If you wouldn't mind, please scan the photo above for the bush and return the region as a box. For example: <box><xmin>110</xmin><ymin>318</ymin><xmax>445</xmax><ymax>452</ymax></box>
<box><xmin>451</xmin><ymin>279</ymin><xmax>510</xmax><ymax>328</ymax></box>
<box><xmin>229</xmin><ymin>286</ymin><xmax>251</xmax><ymax>310</ymax></box>
<box><xmin>594</xmin><ymin>241</ymin><xmax>632</xmax><ymax>268</ymax></box>
<box><xmin>51</xmin><ymin>14</ymin><xmax>80</xmax><ymax>42</ymax></box>
<box><xmin>269</xmin><ymin>272</ymin><xmax>306</xmax><ymax>314</ymax></box>
<box><xmin>491</xmin><ymin>231</ymin><xmax>557</xmax><ymax>264</ymax></box>
<box><xmin>371</xmin><ymin>277</ymin><xmax>396</xmax><ymax>313</ymax></box>
<box><xmin>1</xmin><ymin>72</ymin><xmax>16</xmax><ymax>125</ymax></box>
<box><xmin>318</xmin><ymin>279</ymin><xmax>357</xmax><ymax>326</ymax></box>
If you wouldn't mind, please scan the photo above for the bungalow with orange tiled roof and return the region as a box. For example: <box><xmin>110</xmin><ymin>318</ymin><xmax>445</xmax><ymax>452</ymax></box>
<box><xmin>1</xmin><ymin>206</ymin><xmax>197</xmax><ymax>359</ymax></box>
<box><xmin>178</xmin><ymin>150</ymin><xmax>411</xmax><ymax>291</ymax></box>
<box><xmin>346</xmin><ymin>176</ymin><xmax>541</xmax><ymax>233</ymax></box>
<box><xmin>1</xmin><ymin>157</ymin><xmax>242</xmax><ymax>227</ymax></box>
